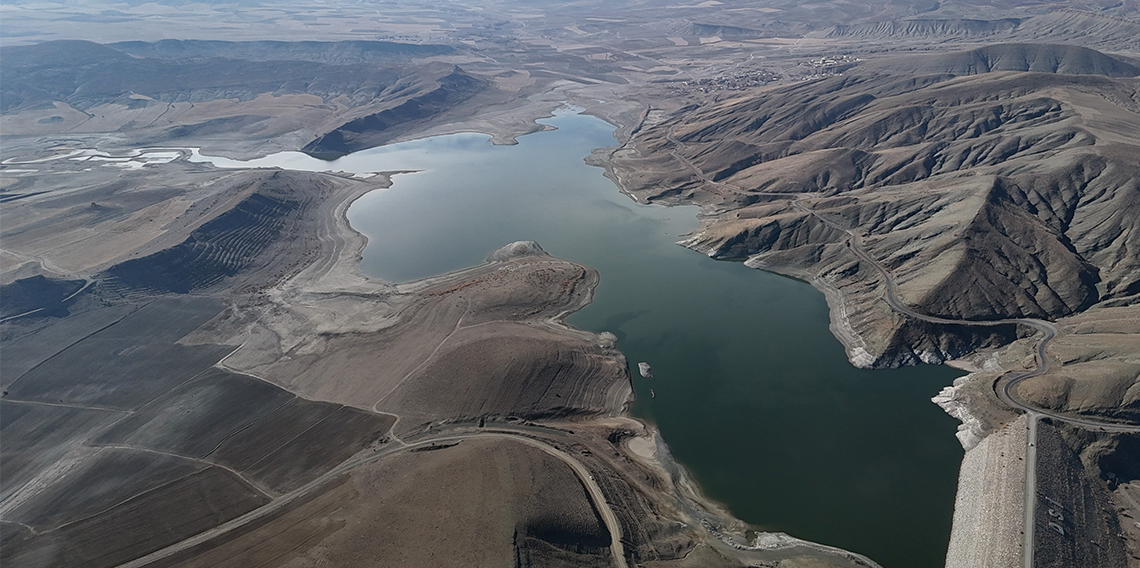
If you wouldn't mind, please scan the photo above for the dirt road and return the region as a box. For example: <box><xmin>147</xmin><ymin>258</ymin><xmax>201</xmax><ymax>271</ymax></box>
<box><xmin>114</xmin><ymin>426</ymin><xmax>628</xmax><ymax>568</ymax></box>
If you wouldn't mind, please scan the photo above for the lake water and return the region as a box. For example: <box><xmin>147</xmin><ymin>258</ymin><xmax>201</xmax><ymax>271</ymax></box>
<box><xmin>192</xmin><ymin>109</ymin><xmax>964</xmax><ymax>568</ymax></box>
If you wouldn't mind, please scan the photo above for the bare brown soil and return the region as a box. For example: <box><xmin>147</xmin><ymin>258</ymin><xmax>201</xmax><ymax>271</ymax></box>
<box><xmin>1</xmin><ymin>156</ymin><xmax>843</xmax><ymax>566</ymax></box>
<box><xmin>10</xmin><ymin>467</ymin><xmax>269</xmax><ymax>568</ymax></box>
<box><xmin>156</xmin><ymin>438</ymin><xmax>613</xmax><ymax>568</ymax></box>
<box><xmin>7</xmin><ymin>4</ymin><xmax>1139</xmax><ymax>564</ymax></box>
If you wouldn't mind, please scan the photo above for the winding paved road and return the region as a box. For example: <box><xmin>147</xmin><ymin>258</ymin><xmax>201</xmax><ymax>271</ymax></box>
<box><xmin>791</xmin><ymin>199</ymin><xmax>1139</xmax><ymax>433</ymax></box>
<box><xmin>666</xmin><ymin>124</ymin><xmax>1137</xmax><ymax>432</ymax></box>
<box><xmin>792</xmin><ymin>197</ymin><xmax>1140</xmax><ymax>568</ymax></box>
<box><xmin>1022</xmin><ymin>412</ymin><xmax>1040</xmax><ymax>568</ymax></box>
<box><xmin>668</xmin><ymin>122</ymin><xmax>1136</xmax><ymax>431</ymax></box>
<box><xmin>115</xmin><ymin>426</ymin><xmax>627</xmax><ymax>568</ymax></box>
<box><xmin>664</xmin><ymin>126</ymin><xmax>1139</xmax><ymax>568</ymax></box>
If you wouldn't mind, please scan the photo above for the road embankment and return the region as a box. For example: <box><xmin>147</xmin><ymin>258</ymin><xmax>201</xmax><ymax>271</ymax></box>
<box><xmin>944</xmin><ymin>414</ymin><xmax>1026</xmax><ymax>568</ymax></box>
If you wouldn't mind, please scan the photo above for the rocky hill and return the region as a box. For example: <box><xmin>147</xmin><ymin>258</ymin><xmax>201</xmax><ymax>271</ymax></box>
<box><xmin>1012</xmin><ymin>10</ymin><xmax>1140</xmax><ymax>53</ymax></box>
<box><xmin>866</xmin><ymin>43</ymin><xmax>1140</xmax><ymax>76</ymax></box>
<box><xmin>826</xmin><ymin>18</ymin><xmax>1023</xmax><ymax>40</ymax></box>
<box><xmin>301</xmin><ymin>65</ymin><xmax>488</xmax><ymax>157</ymax></box>
<box><xmin>0</xmin><ymin>40</ymin><xmax>401</xmax><ymax>112</ymax></box>
<box><xmin>614</xmin><ymin>44</ymin><xmax>1140</xmax><ymax>369</ymax></box>
<box><xmin>0</xmin><ymin>40</ymin><xmax>492</xmax><ymax>155</ymax></box>
<box><xmin>818</xmin><ymin>10</ymin><xmax>1140</xmax><ymax>53</ymax></box>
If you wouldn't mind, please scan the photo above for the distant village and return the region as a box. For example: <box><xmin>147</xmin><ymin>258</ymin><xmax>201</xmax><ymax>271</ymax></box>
<box><xmin>670</xmin><ymin>54</ymin><xmax>862</xmax><ymax>93</ymax></box>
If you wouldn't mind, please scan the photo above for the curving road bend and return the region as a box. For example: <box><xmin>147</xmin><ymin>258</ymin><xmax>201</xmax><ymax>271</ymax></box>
<box><xmin>666</xmin><ymin>121</ymin><xmax>1135</xmax><ymax>431</ymax></box>
<box><xmin>115</xmin><ymin>427</ymin><xmax>627</xmax><ymax>568</ymax></box>
<box><xmin>789</xmin><ymin>199</ymin><xmax>1140</xmax><ymax>568</ymax></box>
<box><xmin>664</xmin><ymin>116</ymin><xmax>1140</xmax><ymax>568</ymax></box>
<box><xmin>790</xmin><ymin>199</ymin><xmax>1140</xmax><ymax>433</ymax></box>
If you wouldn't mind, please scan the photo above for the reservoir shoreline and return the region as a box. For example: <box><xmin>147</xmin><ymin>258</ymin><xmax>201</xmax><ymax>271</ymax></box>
<box><xmin>186</xmin><ymin>107</ymin><xmax>964</xmax><ymax>568</ymax></box>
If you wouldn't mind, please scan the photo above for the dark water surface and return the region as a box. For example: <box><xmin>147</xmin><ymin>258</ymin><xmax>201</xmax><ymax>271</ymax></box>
<box><xmin>195</xmin><ymin>109</ymin><xmax>964</xmax><ymax>568</ymax></box>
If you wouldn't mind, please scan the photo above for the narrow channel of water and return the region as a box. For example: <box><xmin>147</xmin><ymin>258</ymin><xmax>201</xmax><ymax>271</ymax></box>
<box><xmin>192</xmin><ymin>109</ymin><xmax>964</xmax><ymax>568</ymax></box>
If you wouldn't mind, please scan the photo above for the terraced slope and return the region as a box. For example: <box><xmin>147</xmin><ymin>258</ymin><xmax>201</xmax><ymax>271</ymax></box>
<box><xmin>101</xmin><ymin>171</ymin><xmax>342</xmax><ymax>295</ymax></box>
<box><xmin>103</xmin><ymin>181</ymin><xmax>301</xmax><ymax>294</ymax></box>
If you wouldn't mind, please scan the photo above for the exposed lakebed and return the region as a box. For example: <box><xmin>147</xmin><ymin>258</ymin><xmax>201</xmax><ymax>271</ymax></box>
<box><xmin>192</xmin><ymin>108</ymin><xmax>964</xmax><ymax>568</ymax></box>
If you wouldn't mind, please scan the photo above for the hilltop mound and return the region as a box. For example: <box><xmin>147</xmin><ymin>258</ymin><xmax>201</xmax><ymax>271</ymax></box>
<box><xmin>868</xmin><ymin>43</ymin><xmax>1140</xmax><ymax>77</ymax></box>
